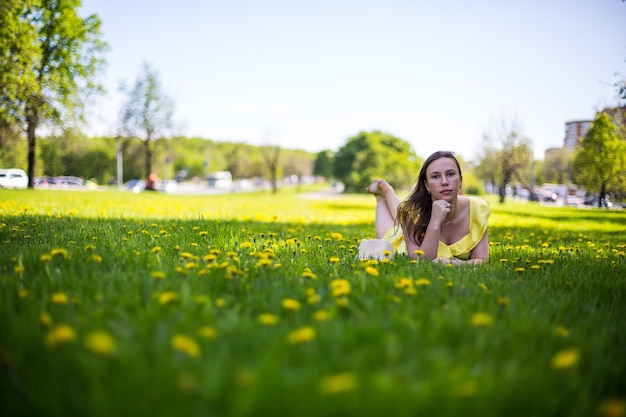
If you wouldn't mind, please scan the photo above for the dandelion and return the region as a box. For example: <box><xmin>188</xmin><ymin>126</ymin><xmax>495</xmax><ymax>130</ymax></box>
<box><xmin>50</xmin><ymin>248</ymin><xmax>69</xmax><ymax>258</ymax></box>
<box><xmin>18</xmin><ymin>289</ymin><xmax>28</xmax><ymax>299</ymax></box>
<box><xmin>257</xmin><ymin>258</ymin><xmax>273</xmax><ymax>267</ymax></box>
<box><xmin>241</xmin><ymin>242</ymin><xmax>252</xmax><ymax>249</ymax></box>
<box><xmin>331</xmin><ymin>232</ymin><xmax>343</xmax><ymax>240</ymax></box>
<box><xmin>330</xmin><ymin>279</ymin><xmax>351</xmax><ymax>297</ymax></box>
<box><xmin>287</xmin><ymin>326</ymin><xmax>316</xmax><ymax>345</ymax></box>
<box><xmin>258</xmin><ymin>314</ymin><xmax>280</xmax><ymax>326</ymax></box>
<box><xmin>598</xmin><ymin>398</ymin><xmax>625</xmax><ymax>417</ymax></box>
<box><xmin>551</xmin><ymin>348</ymin><xmax>579</xmax><ymax>370</ymax></box>
<box><xmin>40</xmin><ymin>254</ymin><xmax>52</xmax><ymax>263</ymax></box>
<box><xmin>203</xmin><ymin>254</ymin><xmax>217</xmax><ymax>262</ymax></box>
<box><xmin>151</xmin><ymin>271</ymin><xmax>166</xmax><ymax>280</ymax></box>
<box><xmin>554</xmin><ymin>326</ymin><xmax>569</xmax><ymax>338</ymax></box>
<box><xmin>171</xmin><ymin>334</ymin><xmax>201</xmax><ymax>358</ymax></box>
<box><xmin>199</xmin><ymin>231</ymin><xmax>208</xmax><ymax>237</ymax></box>
<box><xmin>159</xmin><ymin>292</ymin><xmax>178</xmax><ymax>304</ymax></box>
<box><xmin>302</xmin><ymin>269</ymin><xmax>317</xmax><ymax>279</ymax></box>
<box><xmin>471</xmin><ymin>312</ymin><xmax>494</xmax><ymax>327</ymax></box>
<box><xmin>151</xmin><ymin>246</ymin><xmax>162</xmax><ymax>253</ymax></box>
<box><xmin>14</xmin><ymin>265</ymin><xmax>24</xmax><ymax>274</ymax></box>
<box><xmin>319</xmin><ymin>372</ymin><xmax>357</xmax><ymax>394</ymax></box>
<box><xmin>313</xmin><ymin>310</ymin><xmax>330</xmax><ymax>322</ymax></box>
<box><xmin>91</xmin><ymin>254</ymin><xmax>103</xmax><ymax>262</ymax></box>
<box><xmin>336</xmin><ymin>297</ymin><xmax>349</xmax><ymax>308</ymax></box>
<box><xmin>198</xmin><ymin>326</ymin><xmax>217</xmax><ymax>339</ymax></box>
<box><xmin>515</xmin><ymin>267</ymin><xmax>525</xmax><ymax>273</ymax></box>
<box><xmin>497</xmin><ymin>297</ymin><xmax>510</xmax><ymax>307</ymax></box>
<box><xmin>84</xmin><ymin>331</ymin><xmax>116</xmax><ymax>355</ymax></box>
<box><xmin>365</xmin><ymin>266</ymin><xmax>379</xmax><ymax>276</ymax></box>
<box><xmin>413</xmin><ymin>249</ymin><xmax>425</xmax><ymax>257</ymax></box>
<box><xmin>394</xmin><ymin>277</ymin><xmax>413</xmax><ymax>289</ymax></box>
<box><xmin>282</xmin><ymin>298</ymin><xmax>301</xmax><ymax>311</ymax></box>
<box><xmin>46</xmin><ymin>324</ymin><xmax>76</xmax><ymax>347</ymax></box>
<box><xmin>52</xmin><ymin>292</ymin><xmax>69</xmax><ymax>305</ymax></box>
<box><xmin>215</xmin><ymin>298</ymin><xmax>226</xmax><ymax>307</ymax></box>
<box><xmin>40</xmin><ymin>312</ymin><xmax>52</xmax><ymax>327</ymax></box>
<box><xmin>329</xmin><ymin>256</ymin><xmax>340</xmax><ymax>263</ymax></box>
<box><xmin>415</xmin><ymin>278</ymin><xmax>431</xmax><ymax>287</ymax></box>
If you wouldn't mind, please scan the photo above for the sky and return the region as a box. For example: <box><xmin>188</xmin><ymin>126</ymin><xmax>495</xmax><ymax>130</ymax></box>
<box><xmin>79</xmin><ymin>0</ymin><xmax>626</xmax><ymax>162</ymax></box>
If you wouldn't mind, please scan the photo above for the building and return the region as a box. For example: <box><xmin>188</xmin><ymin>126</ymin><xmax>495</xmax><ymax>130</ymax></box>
<box><xmin>563</xmin><ymin>119</ymin><xmax>592</xmax><ymax>149</ymax></box>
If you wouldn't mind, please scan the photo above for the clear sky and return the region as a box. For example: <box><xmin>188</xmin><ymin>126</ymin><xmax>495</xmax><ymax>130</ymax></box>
<box><xmin>80</xmin><ymin>0</ymin><xmax>626</xmax><ymax>162</ymax></box>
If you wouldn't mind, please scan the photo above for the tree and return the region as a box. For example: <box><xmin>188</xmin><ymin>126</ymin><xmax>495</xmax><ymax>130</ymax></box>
<box><xmin>259</xmin><ymin>145</ymin><xmax>281</xmax><ymax>194</ymax></box>
<box><xmin>313</xmin><ymin>150</ymin><xmax>334</xmax><ymax>179</ymax></box>
<box><xmin>334</xmin><ymin>131</ymin><xmax>421</xmax><ymax>193</ymax></box>
<box><xmin>573</xmin><ymin>112</ymin><xmax>626</xmax><ymax>206</ymax></box>
<box><xmin>475</xmin><ymin>119</ymin><xmax>533</xmax><ymax>203</ymax></box>
<box><xmin>540</xmin><ymin>147</ymin><xmax>575</xmax><ymax>184</ymax></box>
<box><xmin>0</xmin><ymin>0</ymin><xmax>107</xmax><ymax>188</ymax></box>
<box><xmin>119</xmin><ymin>62</ymin><xmax>175</xmax><ymax>183</ymax></box>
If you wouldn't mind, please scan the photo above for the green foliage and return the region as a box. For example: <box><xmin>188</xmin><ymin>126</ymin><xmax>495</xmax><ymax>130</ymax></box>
<box><xmin>0</xmin><ymin>190</ymin><xmax>625</xmax><ymax>417</ymax></box>
<box><xmin>0</xmin><ymin>0</ymin><xmax>108</xmax><ymax>186</ymax></box>
<box><xmin>573</xmin><ymin>112</ymin><xmax>626</xmax><ymax>201</ymax></box>
<box><xmin>475</xmin><ymin>125</ymin><xmax>533</xmax><ymax>203</ymax></box>
<box><xmin>334</xmin><ymin>131</ymin><xmax>422</xmax><ymax>193</ymax></box>
<box><xmin>313</xmin><ymin>150</ymin><xmax>334</xmax><ymax>179</ymax></box>
<box><xmin>118</xmin><ymin>62</ymin><xmax>175</xmax><ymax>178</ymax></box>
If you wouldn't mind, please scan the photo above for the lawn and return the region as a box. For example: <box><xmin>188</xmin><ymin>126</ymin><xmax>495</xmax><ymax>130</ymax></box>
<box><xmin>1</xmin><ymin>187</ymin><xmax>625</xmax><ymax>417</ymax></box>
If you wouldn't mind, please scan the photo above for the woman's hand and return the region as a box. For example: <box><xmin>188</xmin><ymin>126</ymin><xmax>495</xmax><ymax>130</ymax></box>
<box><xmin>431</xmin><ymin>199</ymin><xmax>452</xmax><ymax>228</ymax></box>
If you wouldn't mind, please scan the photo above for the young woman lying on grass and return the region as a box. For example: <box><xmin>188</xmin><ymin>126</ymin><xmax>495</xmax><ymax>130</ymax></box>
<box><xmin>362</xmin><ymin>150</ymin><xmax>490</xmax><ymax>265</ymax></box>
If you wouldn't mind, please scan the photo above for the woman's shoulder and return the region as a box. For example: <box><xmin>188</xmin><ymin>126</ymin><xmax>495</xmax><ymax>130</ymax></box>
<box><xmin>466</xmin><ymin>196</ymin><xmax>491</xmax><ymax>217</ymax></box>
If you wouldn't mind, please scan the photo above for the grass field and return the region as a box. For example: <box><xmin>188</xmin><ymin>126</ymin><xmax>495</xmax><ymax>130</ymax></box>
<box><xmin>1</xmin><ymin>186</ymin><xmax>625</xmax><ymax>417</ymax></box>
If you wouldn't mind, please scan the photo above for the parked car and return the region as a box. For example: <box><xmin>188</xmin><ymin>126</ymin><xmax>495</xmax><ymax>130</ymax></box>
<box><xmin>157</xmin><ymin>180</ymin><xmax>178</xmax><ymax>193</ymax></box>
<box><xmin>0</xmin><ymin>168</ymin><xmax>28</xmax><ymax>189</ymax></box>
<box><xmin>125</xmin><ymin>179</ymin><xmax>146</xmax><ymax>193</ymax></box>
<box><xmin>584</xmin><ymin>195</ymin><xmax>613</xmax><ymax>208</ymax></box>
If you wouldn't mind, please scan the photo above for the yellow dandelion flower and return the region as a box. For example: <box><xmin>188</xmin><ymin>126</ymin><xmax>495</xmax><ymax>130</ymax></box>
<box><xmin>515</xmin><ymin>267</ymin><xmax>525</xmax><ymax>273</ymax></box>
<box><xmin>46</xmin><ymin>324</ymin><xmax>76</xmax><ymax>347</ymax></box>
<box><xmin>499</xmin><ymin>259</ymin><xmax>508</xmax><ymax>263</ymax></box>
<box><xmin>241</xmin><ymin>242</ymin><xmax>252</xmax><ymax>249</ymax></box>
<box><xmin>52</xmin><ymin>292</ymin><xmax>69</xmax><ymax>304</ymax></box>
<box><xmin>471</xmin><ymin>312</ymin><xmax>494</xmax><ymax>327</ymax></box>
<box><xmin>151</xmin><ymin>271</ymin><xmax>166</xmax><ymax>280</ymax></box>
<box><xmin>282</xmin><ymin>298</ymin><xmax>301</xmax><ymax>311</ymax></box>
<box><xmin>319</xmin><ymin>372</ymin><xmax>357</xmax><ymax>394</ymax></box>
<box><xmin>159</xmin><ymin>292</ymin><xmax>178</xmax><ymax>304</ymax></box>
<box><xmin>335</xmin><ymin>297</ymin><xmax>349</xmax><ymax>308</ymax></box>
<box><xmin>151</xmin><ymin>246</ymin><xmax>162</xmax><ymax>253</ymax></box>
<box><xmin>331</xmin><ymin>232</ymin><xmax>343</xmax><ymax>240</ymax></box>
<box><xmin>171</xmin><ymin>334</ymin><xmax>201</xmax><ymax>358</ymax></box>
<box><xmin>257</xmin><ymin>258</ymin><xmax>273</xmax><ymax>267</ymax></box>
<box><xmin>598</xmin><ymin>398</ymin><xmax>625</xmax><ymax>417</ymax></box>
<box><xmin>330</xmin><ymin>279</ymin><xmax>351</xmax><ymax>297</ymax></box>
<box><xmin>329</xmin><ymin>256</ymin><xmax>340</xmax><ymax>263</ymax></box>
<box><xmin>40</xmin><ymin>254</ymin><xmax>52</xmax><ymax>263</ymax></box>
<box><xmin>551</xmin><ymin>348</ymin><xmax>579</xmax><ymax>370</ymax></box>
<box><xmin>199</xmin><ymin>231</ymin><xmax>208</xmax><ymax>236</ymax></box>
<box><xmin>286</xmin><ymin>326</ymin><xmax>316</xmax><ymax>345</ymax></box>
<box><xmin>394</xmin><ymin>277</ymin><xmax>413</xmax><ymax>289</ymax></box>
<box><xmin>50</xmin><ymin>248</ymin><xmax>68</xmax><ymax>258</ymax></box>
<box><xmin>313</xmin><ymin>310</ymin><xmax>330</xmax><ymax>322</ymax></box>
<box><xmin>215</xmin><ymin>298</ymin><xmax>225</xmax><ymax>307</ymax></box>
<box><xmin>531</xmin><ymin>264</ymin><xmax>540</xmax><ymax>270</ymax></box>
<box><xmin>413</xmin><ymin>249</ymin><xmax>425</xmax><ymax>257</ymax></box>
<box><xmin>40</xmin><ymin>312</ymin><xmax>52</xmax><ymax>327</ymax></box>
<box><xmin>84</xmin><ymin>331</ymin><xmax>116</xmax><ymax>355</ymax></box>
<box><xmin>302</xmin><ymin>270</ymin><xmax>317</xmax><ymax>279</ymax></box>
<box><xmin>203</xmin><ymin>254</ymin><xmax>217</xmax><ymax>262</ymax></box>
<box><xmin>91</xmin><ymin>254</ymin><xmax>103</xmax><ymax>262</ymax></box>
<box><xmin>18</xmin><ymin>289</ymin><xmax>28</xmax><ymax>299</ymax></box>
<box><xmin>14</xmin><ymin>265</ymin><xmax>25</xmax><ymax>274</ymax></box>
<box><xmin>365</xmin><ymin>266</ymin><xmax>379</xmax><ymax>276</ymax></box>
<box><xmin>497</xmin><ymin>297</ymin><xmax>510</xmax><ymax>307</ymax></box>
<box><xmin>415</xmin><ymin>278</ymin><xmax>431</xmax><ymax>287</ymax></box>
<box><xmin>446</xmin><ymin>282</ymin><xmax>454</xmax><ymax>288</ymax></box>
<box><xmin>198</xmin><ymin>326</ymin><xmax>217</xmax><ymax>339</ymax></box>
<box><xmin>307</xmin><ymin>293</ymin><xmax>321</xmax><ymax>304</ymax></box>
<box><xmin>554</xmin><ymin>326</ymin><xmax>569</xmax><ymax>338</ymax></box>
<box><xmin>258</xmin><ymin>313</ymin><xmax>280</xmax><ymax>326</ymax></box>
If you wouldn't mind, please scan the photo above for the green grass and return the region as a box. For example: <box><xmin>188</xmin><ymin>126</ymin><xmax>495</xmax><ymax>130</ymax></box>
<box><xmin>1</xmin><ymin>188</ymin><xmax>625</xmax><ymax>417</ymax></box>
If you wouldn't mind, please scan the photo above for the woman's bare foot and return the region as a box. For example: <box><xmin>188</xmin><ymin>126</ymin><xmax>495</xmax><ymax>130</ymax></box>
<box><xmin>366</xmin><ymin>179</ymin><xmax>391</xmax><ymax>196</ymax></box>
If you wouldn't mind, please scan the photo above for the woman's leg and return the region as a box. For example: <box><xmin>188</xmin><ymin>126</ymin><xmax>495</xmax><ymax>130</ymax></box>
<box><xmin>366</xmin><ymin>180</ymin><xmax>402</xmax><ymax>238</ymax></box>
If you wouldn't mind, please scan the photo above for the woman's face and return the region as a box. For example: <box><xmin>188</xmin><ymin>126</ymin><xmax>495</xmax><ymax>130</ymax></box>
<box><xmin>423</xmin><ymin>157</ymin><xmax>462</xmax><ymax>201</ymax></box>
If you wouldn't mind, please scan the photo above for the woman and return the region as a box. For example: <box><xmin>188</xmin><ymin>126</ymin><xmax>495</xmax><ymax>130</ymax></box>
<box><xmin>363</xmin><ymin>151</ymin><xmax>490</xmax><ymax>265</ymax></box>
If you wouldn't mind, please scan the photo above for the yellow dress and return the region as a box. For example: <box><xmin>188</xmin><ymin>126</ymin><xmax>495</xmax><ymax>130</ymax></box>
<box><xmin>383</xmin><ymin>197</ymin><xmax>490</xmax><ymax>260</ymax></box>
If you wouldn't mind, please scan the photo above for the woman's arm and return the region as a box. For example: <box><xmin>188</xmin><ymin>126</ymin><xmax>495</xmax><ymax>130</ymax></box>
<box><xmin>434</xmin><ymin>229</ymin><xmax>489</xmax><ymax>265</ymax></box>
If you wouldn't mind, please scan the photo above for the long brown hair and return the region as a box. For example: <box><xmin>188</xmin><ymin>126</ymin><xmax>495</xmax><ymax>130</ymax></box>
<box><xmin>397</xmin><ymin>151</ymin><xmax>462</xmax><ymax>245</ymax></box>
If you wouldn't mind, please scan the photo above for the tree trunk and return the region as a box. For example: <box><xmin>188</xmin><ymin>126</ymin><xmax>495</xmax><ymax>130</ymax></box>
<box><xmin>599</xmin><ymin>184</ymin><xmax>606</xmax><ymax>208</ymax></box>
<box><xmin>26</xmin><ymin>104</ymin><xmax>39</xmax><ymax>189</ymax></box>
<box><xmin>498</xmin><ymin>184</ymin><xmax>506</xmax><ymax>203</ymax></box>
<box><xmin>144</xmin><ymin>138</ymin><xmax>152</xmax><ymax>178</ymax></box>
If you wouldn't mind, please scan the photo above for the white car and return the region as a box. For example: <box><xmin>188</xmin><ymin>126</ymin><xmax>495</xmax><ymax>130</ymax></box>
<box><xmin>0</xmin><ymin>168</ymin><xmax>28</xmax><ymax>189</ymax></box>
